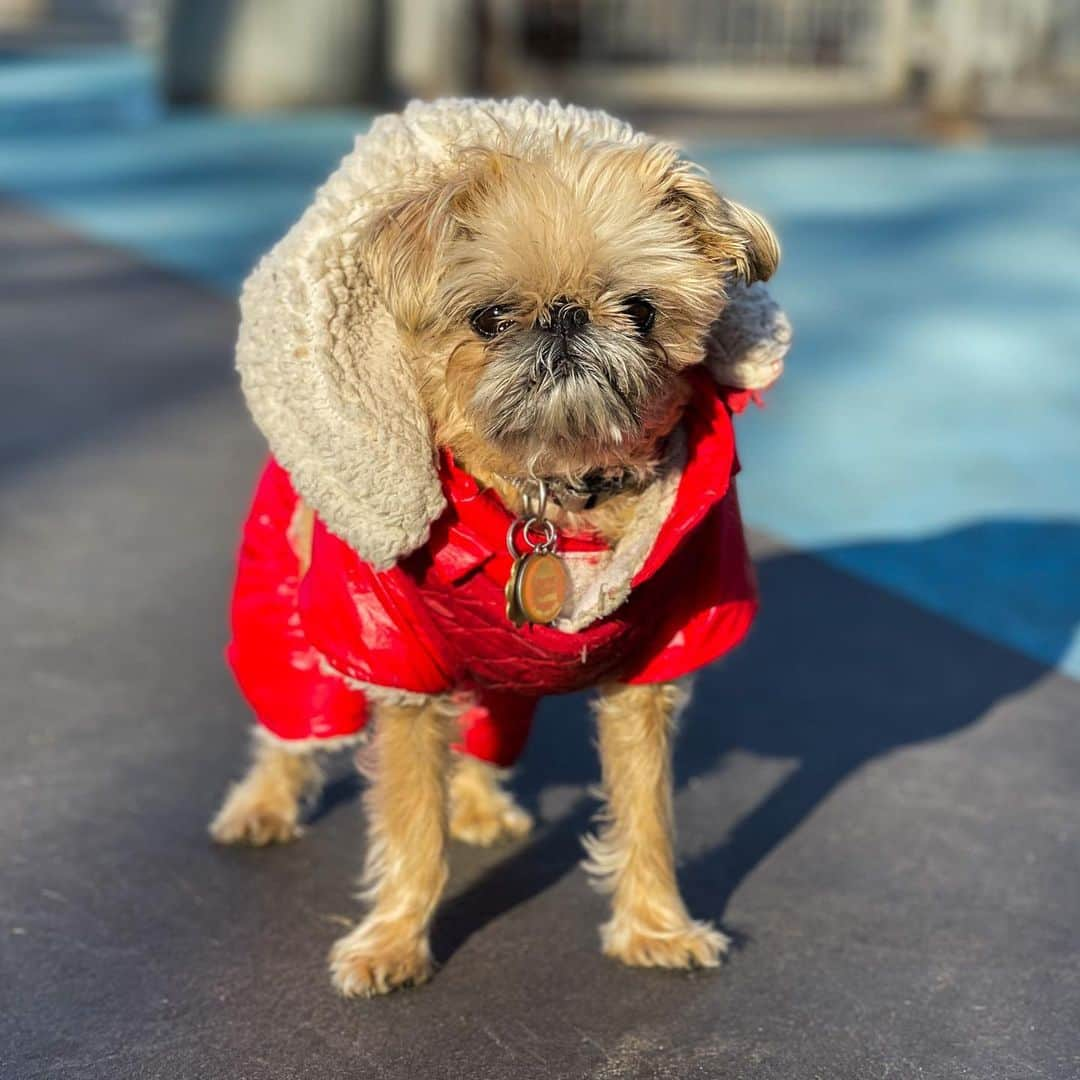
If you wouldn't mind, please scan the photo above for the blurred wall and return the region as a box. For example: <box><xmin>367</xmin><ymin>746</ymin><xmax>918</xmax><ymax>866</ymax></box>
<box><xmin>389</xmin><ymin>0</ymin><xmax>475</xmax><ymax>98</ymax></box>
<box><xmin>161</xmin><ymin>0</ymin><xmax>387</xmax><ymax>108</ymax></box>
<box><xmin>0</xmin><ymin>0</ymin><xmax>47</xmax><ymax>31</ymax></box>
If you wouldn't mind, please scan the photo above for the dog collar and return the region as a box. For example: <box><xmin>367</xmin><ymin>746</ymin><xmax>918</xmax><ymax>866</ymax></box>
<box><xmin>545</xmin><ymin>471</ymin><xmax>642</xmax><ymax>512</ymax></box>
<box><xmin>502</xmin><ymin>468</ymin><xmax>643</xmax><ymax>513</ymax></box>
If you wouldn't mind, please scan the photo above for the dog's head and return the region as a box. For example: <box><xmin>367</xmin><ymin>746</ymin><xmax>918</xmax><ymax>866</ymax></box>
<box><xmin>236</xmin><ymin>101</ymin><xmax>791</xmax><ymax>568</ymax></box>
<box><xmin>361</xmin><ymin>139</ymin><xmax>779</xmax><ymax>473</ymax></box>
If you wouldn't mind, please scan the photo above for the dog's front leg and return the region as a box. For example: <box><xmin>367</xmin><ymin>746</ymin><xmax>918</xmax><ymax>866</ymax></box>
<box><xmin>586</xmin><ymin>681</ymin><xmax>729</xmax><ymax>969</ymax></box>
<box><xmin>329</xmin><ymin>696</ymin><xmax>452</xmax><ymax>997</ymax></box>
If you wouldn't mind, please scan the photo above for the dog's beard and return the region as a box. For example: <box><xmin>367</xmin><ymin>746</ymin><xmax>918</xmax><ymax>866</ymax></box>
<box><xmin>467</xmin><ymin>326</ymin><xmax>666</xmax><ymax>455</ymax></box>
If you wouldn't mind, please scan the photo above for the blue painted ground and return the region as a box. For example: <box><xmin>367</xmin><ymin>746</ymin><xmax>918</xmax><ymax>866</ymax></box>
<box><xmin>2</xmin><ymin>50</ymin><xmax>1077</xmax><ymax>676</ymax></box>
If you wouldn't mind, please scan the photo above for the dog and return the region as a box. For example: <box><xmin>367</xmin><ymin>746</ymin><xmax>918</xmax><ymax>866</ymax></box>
<box><xmin>210</xmin><ymin>99</ymin><xmax>790</xmax><ymax>997</ymax></box>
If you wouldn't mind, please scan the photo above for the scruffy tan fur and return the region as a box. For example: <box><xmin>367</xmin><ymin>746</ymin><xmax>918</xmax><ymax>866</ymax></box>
<box><xmin>363</xmin><ymin>138</ymin><xmax>776</xmax><ymax>487</ymax></box>
<box><xmin>213</xmin><ymin>121</ymin><xmax>778</xmax><ymax>995</ymax></box>
<box><xmin>210</xmin><ymin>735</ymin><xmax>323</xmax><ymax>846</ymax></box>
<box><xmin>448</xmin><ymin>753</ymin><xmax>534</xmax><ymax>846</ymax></box>
<box><xmin>329</xmin><ymin>699</ymin><xmax>454</xmax><ymax>995</ymax></box>
<box><xmin>585</xmin><ymin>682</ymin><xmax>728</xmax><ymax>966</ymax></box>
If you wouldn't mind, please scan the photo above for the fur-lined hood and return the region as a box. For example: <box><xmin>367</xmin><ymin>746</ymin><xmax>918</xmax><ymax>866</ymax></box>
<box><xmin>236</xmin><ymin>98</ymin><xmax>792</xmax><ymax>570</ymax></box>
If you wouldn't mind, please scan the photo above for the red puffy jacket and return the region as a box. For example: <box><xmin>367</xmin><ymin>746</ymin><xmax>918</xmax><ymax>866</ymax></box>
<box><xmin>227</xmin><ymin>369</ymin><xmax>757</xmax><ymax>766</ymax></box>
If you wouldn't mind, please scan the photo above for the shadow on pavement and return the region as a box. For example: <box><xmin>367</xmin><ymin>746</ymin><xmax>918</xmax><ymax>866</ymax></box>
<box><xmin>430</xmin><ymin>529</ymin><xmax>1057</xmax><ymax>963</ymax></box>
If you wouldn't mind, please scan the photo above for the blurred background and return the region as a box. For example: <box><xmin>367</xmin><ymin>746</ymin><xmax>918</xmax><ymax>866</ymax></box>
<box><xmin>2</xmin><ymin>4</ymin><xmax>1079</xmax><ymax>1078</ymax></box>
<box><xmin>5</xmin><ymin>0</ymin><xmax>1080</xmax><ymax>128</ymax></box>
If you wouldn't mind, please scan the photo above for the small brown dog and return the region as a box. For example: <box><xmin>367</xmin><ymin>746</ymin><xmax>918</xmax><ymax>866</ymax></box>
<box><xmin>211</xmin><ymin>99</ymin><xmax>789</xmax><ymax>997</ymax></box>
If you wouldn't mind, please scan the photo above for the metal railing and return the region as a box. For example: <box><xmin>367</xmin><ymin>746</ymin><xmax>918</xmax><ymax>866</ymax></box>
<box><xmin>483</xmin><ymin>0</ymin><xmax>1080</xmax><ymax>112</ymax></box>
<box><xmin>485</xmin><ymin>0</ymin><xmax>910</xmax><ymax>105</ymax></box>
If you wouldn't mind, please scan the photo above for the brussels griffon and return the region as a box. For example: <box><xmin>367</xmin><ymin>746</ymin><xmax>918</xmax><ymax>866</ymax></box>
<box><xmin>210</xmin><ymin>99</ymin><xmax>786</xmax><ymax>997</ymax></box>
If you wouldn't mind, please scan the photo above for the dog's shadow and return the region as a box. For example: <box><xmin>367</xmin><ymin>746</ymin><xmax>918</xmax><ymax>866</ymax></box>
<box><xmin>319</xmin><ymin>521</ymin><xmax>1072</xmax><ymax>963</ymax></box>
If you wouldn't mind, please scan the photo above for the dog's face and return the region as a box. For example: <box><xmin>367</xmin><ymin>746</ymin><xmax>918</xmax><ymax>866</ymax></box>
<box><xmin>362</xmin><ymin>139</ymin><xmax>778</xmax><ymax>474</ymax></box>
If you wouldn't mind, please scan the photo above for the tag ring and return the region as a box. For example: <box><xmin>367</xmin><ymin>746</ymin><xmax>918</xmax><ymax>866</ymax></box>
<box><xmin>523</xmin><ymin>517</ymin><xmax>557</xmax><ymax>552</ymax></box>
<box><xmin>506</xmin><ymin>517</ymin><xmax>557</xmax><ymax>557</ymax></box>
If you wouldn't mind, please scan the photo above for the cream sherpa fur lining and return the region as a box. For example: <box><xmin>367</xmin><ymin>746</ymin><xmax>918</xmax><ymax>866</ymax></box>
<box><xmin>236</xmin><ymin>97</ymin><xmax>791</xmax><ymax>572</ymax></box>
<box><xmin>554</xmin><ymin>428</ymin><xmax>687</xmax><ymax>632</ymax></box>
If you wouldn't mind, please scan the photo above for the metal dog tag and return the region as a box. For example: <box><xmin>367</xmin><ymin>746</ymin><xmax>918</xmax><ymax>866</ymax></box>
<box><xmin>513</xmin><ymin>551</ymin><xmax>568</xmax><ymax>625</ymax></box>
<box><xmin>505</xmin><ymin>556</ymin><xmax>528</xmax><ymax>626</ymax></box>
<box><xmin>504</xmin><ymin>478</ymin><xmax>570</xmax><ymax>627</ymax></box>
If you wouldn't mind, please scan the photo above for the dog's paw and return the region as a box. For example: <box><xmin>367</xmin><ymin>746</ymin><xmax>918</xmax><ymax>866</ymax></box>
<box><xmin>450</xmin><ymin>796</ymin><xmax>534</xmax><ymax>846</ymax></box>
<box><xmin>209</xmin><ymin>785</ymin><xmax>301</xmax><ymax>846</ymax></box>
<box><xmin>602</xmin><ymin>917</ymin><xmax>729</xmax><ymax>970</ymax></box>
<box><xmin>329</xmin><ymin>923</ymin><xmax>432</xmax><ymax>998</ymax></box>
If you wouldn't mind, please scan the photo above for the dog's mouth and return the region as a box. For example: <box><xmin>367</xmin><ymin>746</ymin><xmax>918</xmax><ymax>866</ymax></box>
<box><xmin>539</xmin><ymin>351</ymin><xmax>575</xmax><ymax>380</ymax></box>
<box><xmin>527</xmin><ymin>335</ymin><xmax>593</xmax><ymax>383</ymax></box>
<box><xmin>476</xmin><ymin>366</ymin><xmax>650</xmax><ymax>451</ymax></box>
<box><xmin>464</xmin><ymin>329</ymin><xmax>667</xmax><ymax>453</ymax></box>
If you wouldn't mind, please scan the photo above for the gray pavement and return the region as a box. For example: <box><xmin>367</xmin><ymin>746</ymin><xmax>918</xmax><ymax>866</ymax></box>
<box><xmin>2</xmin><ymin>202</ymin><xmax>1078</xmax><ymax>1079</ymax></box>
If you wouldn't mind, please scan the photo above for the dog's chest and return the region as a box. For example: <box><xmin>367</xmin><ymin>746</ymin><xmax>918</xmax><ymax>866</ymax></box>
<box><xmin>407</xmin><ymin>547</ymin><xmax>652</xmax><ymax>694</ymax></box>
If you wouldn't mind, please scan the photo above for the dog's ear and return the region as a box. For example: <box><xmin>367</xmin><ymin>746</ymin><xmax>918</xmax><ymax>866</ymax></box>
<box><xmin>660</xmin><ymin>164</ymin><xmax>780</xmax><ymax>285</ymax></box>
<box><xmin>717</xmin><ymin>197</ymin><xmax>781</xmax><ymax>284</ymax></box>
<box><xmin>361</xmin><ymin>151</ymin><xmax>506</xmax><ymax>333</ymax></box>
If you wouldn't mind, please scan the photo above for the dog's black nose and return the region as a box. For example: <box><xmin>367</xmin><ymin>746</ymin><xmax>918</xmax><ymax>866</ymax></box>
<box><xmin>547</xmin><ymin>300</ymin><xmax>589</xmax><ymax>335</ymax></box>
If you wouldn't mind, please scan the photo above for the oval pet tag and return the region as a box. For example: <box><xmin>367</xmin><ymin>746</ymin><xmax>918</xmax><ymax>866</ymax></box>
<box><xmin>514</xmin><ymin>552</ymin><xmax>569</xmax><ymax>625</ymax></box>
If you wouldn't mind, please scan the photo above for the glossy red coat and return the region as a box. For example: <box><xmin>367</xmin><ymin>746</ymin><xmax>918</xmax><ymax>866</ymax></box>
<box><xmin>227</xmin><ymin>369</ymin><xmax>758</xmax><ymax>766</ymax></box>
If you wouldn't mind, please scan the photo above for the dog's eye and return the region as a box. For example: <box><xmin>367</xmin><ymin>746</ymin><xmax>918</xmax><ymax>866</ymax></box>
<box><xmin>623</xmin><ymin>297</ymin><xmax>656</xmax><ymax>335</ymax></box>
<box><xmin>470</xmin><ymin>305</ymin><xmax>513</xmax><ymax>339</ymax></box>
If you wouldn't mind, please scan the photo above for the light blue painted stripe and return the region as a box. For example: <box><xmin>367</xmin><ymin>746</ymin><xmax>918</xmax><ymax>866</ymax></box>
<box><xmin>811</xmin><ymin>520</ymin><xmax>1080</xmax><ymax>677</ymax></box>
<box><xmin>0</xmin><ymin>49</ymin><xmax>369</xmax><ymax>288</ymax></box>
<box><xmin>694</xmin><ymin>145</ymin><xmax>1080</xmax><ymax>543</ymax></box>
<box><xmin>690</xmin><ymin>144</ymin><xmax>1080</xmax><ymax>674</ymax></box>
<box><xmin>2</xmin><ymin>51</ymin><xmax>1076</xmax><ymax>677</ymax></box>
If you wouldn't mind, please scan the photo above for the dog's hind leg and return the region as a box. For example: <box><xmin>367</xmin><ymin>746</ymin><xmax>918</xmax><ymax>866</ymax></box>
<box><xmin>585</xmin><ymin>680</ymin><xmax>729</xmax><ymax>969</ymax></box>
<box><xmin>209</xmin><ymin>733</ymin><xmax>323</xmax><ymax>846</ymax></box>
<box><xmin>448</xmin><ymin>753</ymin><xmax>533</xmax><ymax>846</ymax></box>
<box><xmin>329</xmin><ymin>696</ymin><xmax>453</xmax><ymax>997</ymax></box>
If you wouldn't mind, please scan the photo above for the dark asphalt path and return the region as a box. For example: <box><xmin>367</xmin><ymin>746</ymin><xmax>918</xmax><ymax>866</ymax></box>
<box><xmin>2</xmin><ymin>202</ymin><xmax>1078</xmax><ymax>1079</ymax></box>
